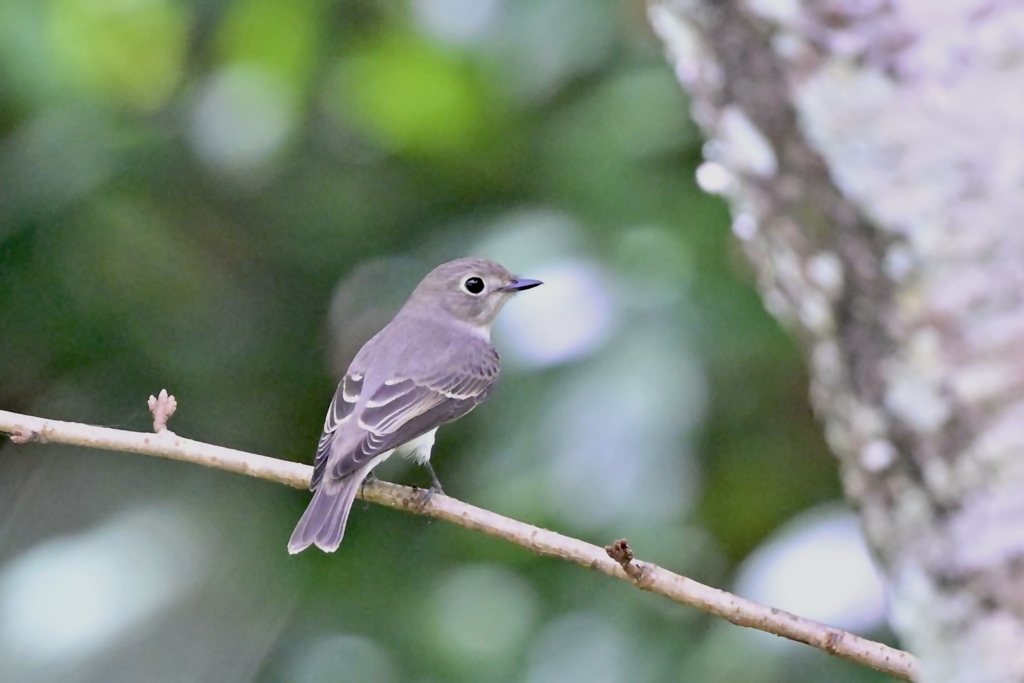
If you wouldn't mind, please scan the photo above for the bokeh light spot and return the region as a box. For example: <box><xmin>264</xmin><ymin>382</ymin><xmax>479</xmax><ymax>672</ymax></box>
<box><xmin>428</xmin><ymin>564</ymin><xmax>538</xmax><ymax>660</ymax></box>
<box><xmin>735</xmin><ymin>506</ymin><xmax>886</xmax><ymax>633</ymax></box>
<box><xmin>412</xmin><ymin>0</ymin><xmax>503</xmax><ymax>47</ymax></box>
<box><xmin>541</xmin><ymin>327</ymin><xmax>705</xmax><ymax>529</ymax></box>
<box><xmin>190</xmin><ymin>65</ymin><xmax>297</xmax><ymax>172</ymax></box>
<box><xmin>289</xmin><ymin>635</ymin><xmax>397</xmax><ymax>683</ymax></box>
<box><xmin>525</xmin><ymin>613</ymin><xmax>632</xmax><ymax>683</ymax></box>
<box><xmin>0</xmin><ymin>505</ymin><xmax>207</xmax><ymax>670</ymax></box>
<box><xmin>331</xmin><ymin>34</ymin><xmax>488</xmax><ymax>155</ymax></box>
<box><xmin>496</xmin><ymin>259</ymin><xmax>615</xmax><ymax>368</ymax></box>
<box><xmin>47</xmin><ymin>0</ymin><xmax>189</xmax><ymax>109</ymax></box>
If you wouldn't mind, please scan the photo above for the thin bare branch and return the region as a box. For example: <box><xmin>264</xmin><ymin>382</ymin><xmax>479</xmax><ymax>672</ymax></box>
<box><xmin>0</xmin><ymin>405</ymin><xmax>918</xmax><ymax>681</ymax></box>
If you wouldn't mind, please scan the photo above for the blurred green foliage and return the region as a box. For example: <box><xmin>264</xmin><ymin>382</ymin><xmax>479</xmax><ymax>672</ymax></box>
<box><xmin>0</xmin><ymin>1</ymin><xmax>890</xmax><ymax>682</ymax></box>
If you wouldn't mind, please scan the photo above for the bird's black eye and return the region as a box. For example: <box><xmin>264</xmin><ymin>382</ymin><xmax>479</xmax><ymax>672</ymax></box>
<box><xmin>462</xmin><ymin>276</ymin><xmax>485</xmax><ymax>295</ymax></box>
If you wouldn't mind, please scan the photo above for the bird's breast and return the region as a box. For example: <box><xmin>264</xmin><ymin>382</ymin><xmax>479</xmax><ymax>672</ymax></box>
<box><xmin>395</xmin><ymin>428</ymin><xmax>438</xmax><ymax>464</ymax></box>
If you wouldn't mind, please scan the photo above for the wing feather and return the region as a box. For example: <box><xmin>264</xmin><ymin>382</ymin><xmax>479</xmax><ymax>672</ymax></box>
<box><xmin>327</xmin><ymin>348</ymin><xmax>500</xmax><ymax>481</ymax></box>
<box><xmin>310</xmin><ymin>373</ymin><xmax>363</xmax><ymax>490</ymax></box>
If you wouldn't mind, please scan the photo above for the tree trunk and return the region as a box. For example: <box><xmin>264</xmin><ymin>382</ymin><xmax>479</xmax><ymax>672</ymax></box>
<box><xmin>649</xmin><ymin>1</ymin><xmax>1024</xmax><ymax>681</ymax></box>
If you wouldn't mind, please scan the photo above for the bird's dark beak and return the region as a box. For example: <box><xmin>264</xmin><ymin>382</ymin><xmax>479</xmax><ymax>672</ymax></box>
<box><xmin>502</xmin><ymin>278</ymin><xmax>543</xmax><ymax>292</ymax></box>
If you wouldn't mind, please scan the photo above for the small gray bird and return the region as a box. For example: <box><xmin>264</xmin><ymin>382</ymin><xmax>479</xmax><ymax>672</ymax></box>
<box><xmin>288</xmin><ymin>257</ymin><xmax>542</xmax><ymax>553</ymax></box>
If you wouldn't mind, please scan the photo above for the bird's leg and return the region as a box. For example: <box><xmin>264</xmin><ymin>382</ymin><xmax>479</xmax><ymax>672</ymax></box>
<box><xmin>358</xmin><ymin>471</ymin><xmax>378</xmax><ymax>491</ymax></box>
<box><xmin>358</xmin><ymin>471</ymin><xmax>378</xmax><ymax>509</ymax></box>
<box><xmin>419</xmin><ymin>462</ymin><xmax>445</xmax><ymax>506</ymax></box>
<box><xmin>424</xmin><ymin>462</ymin><xmax>445</xmax><ymax>494</ymax></box>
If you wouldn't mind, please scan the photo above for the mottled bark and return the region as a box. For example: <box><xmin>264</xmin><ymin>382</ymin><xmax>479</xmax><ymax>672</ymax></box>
<box><xmin>649</xmin><ymin>1</ymin><xmax>1024</xmax><ymax>681</ymax></box>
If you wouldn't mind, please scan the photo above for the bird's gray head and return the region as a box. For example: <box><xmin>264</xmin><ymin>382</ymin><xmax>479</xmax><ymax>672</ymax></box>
<box><xmin>406</xmin><ymin>257</ymin><xmax>542</xmax><ymax>330</ymax></box>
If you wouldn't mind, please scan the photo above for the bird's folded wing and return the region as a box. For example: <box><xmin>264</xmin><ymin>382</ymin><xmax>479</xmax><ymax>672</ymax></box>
<box><xmin>309</xmin><ymin>373</ymin><xmax>362</xmax><ymax>489</ymax></box>
<box><xmin>311</xmin><ymin>352</ymin><xmax>499</xmax><ymax>487</ymax></box>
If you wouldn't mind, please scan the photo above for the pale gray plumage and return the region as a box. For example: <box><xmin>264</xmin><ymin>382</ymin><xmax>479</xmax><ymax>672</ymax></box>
<box><xmin>288</xmin><ymin>257</ymin><xmax>542</xmax><ymax>553</ymax></box>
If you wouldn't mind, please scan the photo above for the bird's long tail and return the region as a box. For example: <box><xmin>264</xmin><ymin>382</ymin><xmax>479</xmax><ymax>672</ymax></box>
<box><xmin>287</xmin><ymin>467</ymin><xmax>368</xmax><ymax>554</ymax></box>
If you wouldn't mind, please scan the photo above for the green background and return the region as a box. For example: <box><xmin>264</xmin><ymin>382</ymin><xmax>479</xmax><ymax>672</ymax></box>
<box><xmin>0</xmin><ymin>1</ymin><xmax>893</xmax><ymax>681</ymax></box>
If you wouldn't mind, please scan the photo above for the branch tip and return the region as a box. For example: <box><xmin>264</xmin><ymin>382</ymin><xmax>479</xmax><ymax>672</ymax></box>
<box><xmin>148</xmin><ymin>390</ymin><xmax>177</xmax><ymax>433</ymax></box>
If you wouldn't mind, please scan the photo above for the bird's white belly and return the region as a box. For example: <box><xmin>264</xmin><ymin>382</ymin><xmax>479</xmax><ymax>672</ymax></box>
<box><xmin>394</xmin><ymin>428</ymin><xmax>437</xmax><ymax>464</ymax></box>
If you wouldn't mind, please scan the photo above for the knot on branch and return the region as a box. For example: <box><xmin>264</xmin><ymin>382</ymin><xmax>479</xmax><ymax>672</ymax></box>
<box><xmin>9</xmin><ymin>429</ymin><xmax>41</xmax><ymax>444</ymax></box>
<box><xmin>606</xmin><ymin>538</ymin><xmax>646</xmax><ymax>582</ymax></box>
